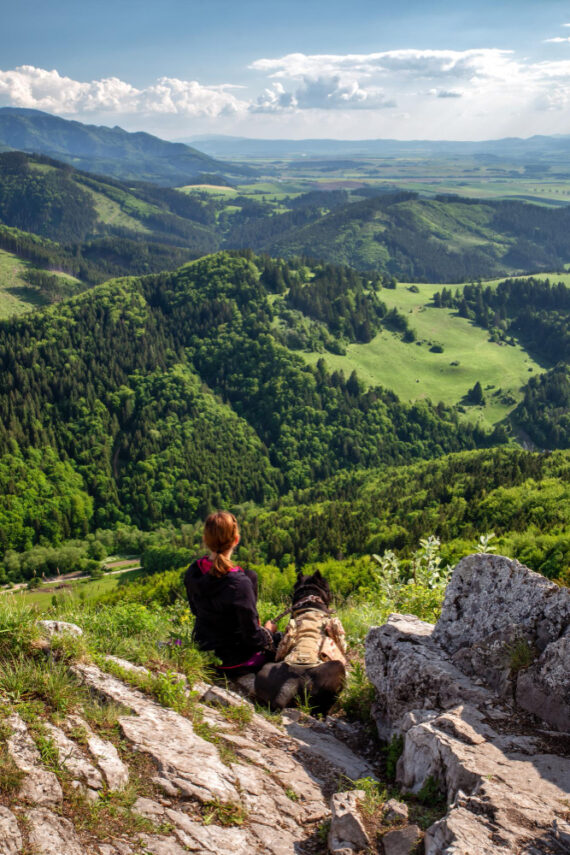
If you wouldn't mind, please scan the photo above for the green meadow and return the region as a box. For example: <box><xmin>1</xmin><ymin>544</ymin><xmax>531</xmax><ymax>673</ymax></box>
<box><xmin>0</xmin><ymin>249</ymin><xmax>81</xmax><ymax>319</ymax></box>
<box><xmin>0</xmin><ymin>249</ymin><xmax>49</xmax><ymax>317</ymax></box>
<box><xmin>303</xmin><ymin>278</ymin><xmax>545</xmax><ymax>429</ymax></box>
<box><xmin>11</xmin><ymin>567</ymin><xmax>144</xmax><ymax>607</ymax></box>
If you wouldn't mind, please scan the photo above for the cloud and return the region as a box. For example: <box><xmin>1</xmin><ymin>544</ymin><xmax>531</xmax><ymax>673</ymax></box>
<box><xmin>544</xmin><ymin>37</ymin><xmax>570</xmax><ymax>43</ymax></box>
<box><xmin>0</xmin><ymin>66</ymin><xmax>249</xmax><ymax>117</ymax></box>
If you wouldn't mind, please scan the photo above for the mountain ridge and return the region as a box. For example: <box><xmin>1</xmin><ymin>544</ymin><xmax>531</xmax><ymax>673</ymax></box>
<box><xmin>0</xmin><ymin>108</ymin><xmax>252</xmax><ymax>185</ymax></box>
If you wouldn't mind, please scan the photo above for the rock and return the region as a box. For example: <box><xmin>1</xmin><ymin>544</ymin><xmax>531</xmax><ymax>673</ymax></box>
<box><xmin>516</xmin><ymin>634</ymin><xmax>570</xmax><ymax>732</ymax></box>
<box><xmin>365</xmin><ymin>614</ymin><xmax>491</xmax><ymax>739</ymax></box>
<box><xmin>27</xmin><ymin>808</ymin><xmax>84</xmax><ymax>855</ymax></box>
<box><xmin>87</xmin><ymin>732</ymin><xmax>129</xmax><ymax>791</ymax></box>
<box><xmin>64</xmin><ymin>713</ymin><xmax>129</xmax><ymax>790</ymax></box>
<box><xmin>6</xmin><ymin>713</ymin><xmax>62</xmax><ymax>806</ymax></box>
<box><xmin>282</xmin><ymin>713</ymin><xmax>377</xmax><ymax>781</ymax></box>
<box><xmin>137</xmin><ymin>836</ymin><xmax>188</xmax><ymax>855</ymax></box>
<box><xmin>73</xmin><ymin>662</ymin><xmax>240</xmax><ymax>804</ymax></box>
<box><xmin>37</xmin><ymin>619</ymin><xmax>83</xmax><ymax>637</ymax></box>
<box><xmin>433</xmin><ymin>554</ymin><xmax>570</xmax><ymax>654</ymax></box>
<box><xmin>44</xmin><ymin>722</ymin><xmax>103</xmax><ymax>789</ymax></box>
<box><xmin>131</xmin><ymin>797</ymin><xmax>165</xmax><ymax>821</ymax></box>
<box><xmin>365</xmin><ymin>554</ymin><xmax>570</xmax><ymax>855</ymax></box>
<box><xmin>382</xmin><ymin>824</ymin><xmax>421</xmax><ymax>855</ymax></box>
<box><xmin>200</xmin><ymin>682</ymin><xmax>254</xmax><ymax>709</ymax></box>
<box><xmin>249</xmin><ymin>822</ymin><xmax>301</xmax><ymax>855</ymax></box>
<box><xmin>328</xmin><ymin>790</ymin><xmax>370</xmax><ymax>854</ymax></box>
<box><xmin>383</xmin><ymin>798</ymin><xmax>409</xmax><ymax>823</ymax></box>
<box><xmin>165</xmin><ymin>809</ymin><xmax>249</xmax><ymax>854</ymax></box>
<box><xmin>0</xmin><ymin>806</ymin><xmax>22</xmax><ymax>855</ymax></box>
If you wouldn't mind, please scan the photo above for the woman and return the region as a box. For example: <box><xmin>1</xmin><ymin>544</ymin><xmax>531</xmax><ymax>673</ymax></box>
<box><xmin>184</xmin><ymin>511</ymin><xmax>280</xmax><ymax>673</ymax></box>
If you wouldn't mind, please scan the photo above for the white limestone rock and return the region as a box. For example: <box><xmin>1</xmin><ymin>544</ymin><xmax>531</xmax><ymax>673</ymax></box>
<box><xmin>0</xmin><ymin>806</ymin><xmax>22</xmax><ymax>855</ymax></box>
<box><xmin>433</xmin><ymin>554</ymin><xmax>570</xmax><ymax>654</ymax></box>
<box><xmin>27</xmin><ymin>808</ymin><xmax>84</xmax><ymax>855</ymax></box>
<box><xmin>37</xmin><ymin>619</ymin><xmax>83</xmax><ymax>637</ymax></box>
<box><xmin>328</xmin><ymin>790</ymin><xmax>370</xmax><ymax>854</ymax></box>
<box><xmin>6</xmin><ymin>714</ymin><xmax>62</xmax><ymax>806</ymax></box>
<box><xmin>44</xmin><ymin>722</ymin><xmax>103</xmax><ymax>790</ymax></box>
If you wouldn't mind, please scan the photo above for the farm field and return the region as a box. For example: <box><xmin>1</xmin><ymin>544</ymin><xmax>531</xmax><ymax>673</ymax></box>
<box><xmin>11</xmin><ymin>567</ymin><xmax>143</xmax><ymax>607</ymax></box>
<box><xmin>303</xmin><ymin>278</ymin><xmax>545</xmax><ymax>429</ymax></box>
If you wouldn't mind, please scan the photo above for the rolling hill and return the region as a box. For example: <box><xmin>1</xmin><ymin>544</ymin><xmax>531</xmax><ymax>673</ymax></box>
<box><xmin>0</xmin><ymin>107</ymin><xmax>251</xmax><ymax>185</ymax></box>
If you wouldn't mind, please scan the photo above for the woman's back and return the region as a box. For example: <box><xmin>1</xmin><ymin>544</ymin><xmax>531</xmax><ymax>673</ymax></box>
<box><xmin>185</xmin><ymin>556</ymin><xmax>268</xmax><ymax>666</ymax></box>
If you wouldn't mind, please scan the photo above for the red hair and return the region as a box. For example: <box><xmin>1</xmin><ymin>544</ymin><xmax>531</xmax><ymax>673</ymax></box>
<box><xmin>203</xmin><ymin>511</ymin><xmax>239</xmax><ymax>577</ymax></box>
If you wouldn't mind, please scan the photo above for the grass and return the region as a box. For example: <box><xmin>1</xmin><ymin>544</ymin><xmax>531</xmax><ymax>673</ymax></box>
<box><xmin>15</xmin><ymin>568</ymin><xmax>144</xmax><ymax>606</ymax></box>
<box><xmin>0</xmin><ymin>249</ymin><xmax>49</xmax><ymax>318</ymax></box>
<box><xmin>303</xmin><ymin>279</ymin><xmax>544</xmax><ymax>429</ymax></box>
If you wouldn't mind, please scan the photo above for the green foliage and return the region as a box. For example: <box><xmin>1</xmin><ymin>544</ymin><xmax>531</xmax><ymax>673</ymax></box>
<box><xmin>385</xmin><ymin>735</ymin><xmax>404</xmax><ymax>780</ymax></box>
<box><xmin>508</xmin><ymin>638</ymin><xmax>536</xmax><ymax>672</ymax></box>
<box><xmin>416</xmin><ymin>775</ymin><xmax>446</xmax><ymax>806</ymax></box>
<box><xmin>0</xmin><ymin>252</ymin><xmax>486</xmax><ymax>559</ymax></box>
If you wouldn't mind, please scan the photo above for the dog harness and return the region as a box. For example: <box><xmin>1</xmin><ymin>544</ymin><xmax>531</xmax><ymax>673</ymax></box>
<box><xmin>276</xmin><ymin>609</ymin><xmax>348</xmax><ymax>668</ymax></box>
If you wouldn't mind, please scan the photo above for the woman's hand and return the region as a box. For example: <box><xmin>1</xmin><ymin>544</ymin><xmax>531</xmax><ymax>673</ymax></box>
<box><xmin>264</xmin><ymin>619</ymin><xmax>277</xmax><ymax>633</ymax></box>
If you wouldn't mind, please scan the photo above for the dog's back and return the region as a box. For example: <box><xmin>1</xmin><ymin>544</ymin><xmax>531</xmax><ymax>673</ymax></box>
<box><xmin>254</xmin><ymin>570</ymin><xmax>347</xmax><ymax>714</ymax></box>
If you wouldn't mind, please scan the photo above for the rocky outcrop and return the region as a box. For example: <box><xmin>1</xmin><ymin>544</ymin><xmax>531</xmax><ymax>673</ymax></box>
<box><xmin>1</xmin><ymin>647</ymin><xmax>382</xmax><ymax>855</ymax></box>
<box><xmin>365</xmin><ymin>554</ymin><xmax>570</xmax><ymax>855</ymax></box>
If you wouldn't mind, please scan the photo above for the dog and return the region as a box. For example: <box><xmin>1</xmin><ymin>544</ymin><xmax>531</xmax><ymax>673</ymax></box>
<box><xmin>253</xmin><ymin>569</ymin><xmax>347</xmax><ymax>715</ymax></box>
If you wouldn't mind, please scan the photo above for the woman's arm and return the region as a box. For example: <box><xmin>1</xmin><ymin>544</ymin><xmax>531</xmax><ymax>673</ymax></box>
<box><xmin>232</xmin><ymin>575</ymin><xmax>277</xmax><ymax>652</ymax></box>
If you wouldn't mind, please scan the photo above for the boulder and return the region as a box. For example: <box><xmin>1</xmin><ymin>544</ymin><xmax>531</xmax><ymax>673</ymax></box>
<box><xmin>328</xmin><ymin>790</ymin><xmax>370</xmax><ymax>854</ymax></box>
<box><xmin>432</xmin><ymin>554</ymin><xmax>570</xmax><ymax>654</ymax></box>
<box><xmin>37</xmin><ymin>619</ymin><xmax>83</xmax><ymax>637</ymax></box>
<box><xmin>516</xmin><ymin>633</ymin><xmax>570</xmax><ymax>732</ymax></box>
<box><xmin>382</xmin><ymin>824</ymin><xmax>422</xmax><ymax>855</ymax></box>
<box><xmin>365</xmin><ymin>554</ymin><xmax>570</xmax><ymax>855</ymax></box>
<box><xmin>382</xmin><ymin>798</ymin><xmax>409</xmax><ymax>823</ymax></box>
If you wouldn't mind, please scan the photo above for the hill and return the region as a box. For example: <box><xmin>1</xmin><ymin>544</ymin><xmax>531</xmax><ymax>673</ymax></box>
<box><xmin>0</xmin><ymin>251</ymin><xmax>494</xmax><ymax>554</ymax></box>
<box><xmin>0</xmin><ymin>107</ymin><xmax>250</xmax><ymax>185</ymax></box>
<box><xmin>223</xmin><ymin>192</ymin><xmax>570</xmax><ymax>280</ymax></box>
<box><xmin>0</xmin><ymin>151</ymin><xmax>221</xmax><ymax>293</ymax></box>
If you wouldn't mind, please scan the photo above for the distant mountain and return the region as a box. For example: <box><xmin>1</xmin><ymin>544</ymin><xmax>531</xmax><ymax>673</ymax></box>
<box><xmin>0</xmin><ymin>108</ymin><xmax>251</xmax><ymax>185</ymax></box>
<box><xmin>186</xmin><ymin>133</ymin><xmax>570</xmax><ymax>162</ymax></box>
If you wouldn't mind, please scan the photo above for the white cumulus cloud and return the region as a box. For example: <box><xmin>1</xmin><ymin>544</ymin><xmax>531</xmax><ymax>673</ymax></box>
<box><xmin>0</xmin><ymin>66</ymin><xmax>249</xmax><ymax>118</ymax></box>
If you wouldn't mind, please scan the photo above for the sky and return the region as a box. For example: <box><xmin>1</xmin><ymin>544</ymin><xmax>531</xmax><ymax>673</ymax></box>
<box><xmin>3</xmin><ymin>0</ymin><xmax>570</xmax><ymax>141</ymax></box>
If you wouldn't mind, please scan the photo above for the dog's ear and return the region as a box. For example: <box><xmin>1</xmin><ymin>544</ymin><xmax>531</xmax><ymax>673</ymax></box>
<box><xmin>312</xmin><ymin>569</ymin><xmax>323</xmax><ymax>581</ymax></box>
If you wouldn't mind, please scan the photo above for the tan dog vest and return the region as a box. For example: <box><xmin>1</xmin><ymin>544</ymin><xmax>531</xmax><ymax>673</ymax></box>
<box><xmin>276</xmin><ymin>609</ymin><xmax>348</xmax><ymax>668</ymax></box>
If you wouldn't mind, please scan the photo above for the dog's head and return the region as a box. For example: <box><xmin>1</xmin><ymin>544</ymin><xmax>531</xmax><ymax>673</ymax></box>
<box><xmin>292</xmin><ymin>569</ymin><xmax>332</xmax><ymax>612</ymax></box>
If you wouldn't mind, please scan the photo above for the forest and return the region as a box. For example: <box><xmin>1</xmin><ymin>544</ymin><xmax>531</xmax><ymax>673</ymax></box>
<box><xmin>0</xmin><ymin>251</ymin><xmax>500</xmax><ymax>558</ymax></box>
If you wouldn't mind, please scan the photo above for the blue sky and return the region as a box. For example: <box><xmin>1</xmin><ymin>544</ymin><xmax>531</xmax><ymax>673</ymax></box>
<box><xmin>2</xmin><ymin>0</ymin><xmax>570</xmax><ymax>139</ymax></box>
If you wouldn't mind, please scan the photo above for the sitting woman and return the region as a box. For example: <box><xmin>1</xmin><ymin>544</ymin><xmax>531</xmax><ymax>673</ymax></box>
<box><xmin>184</xmin><ymin>511</ymin><xmax>280</xmax><ymax>675</ymax></box>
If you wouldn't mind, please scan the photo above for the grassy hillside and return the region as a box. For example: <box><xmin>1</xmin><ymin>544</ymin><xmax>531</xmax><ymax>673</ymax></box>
<box><xmin>0</xmin><ymin>247</ymin><xmax>82</xmax><ymax>318</ymax></box>
<box><xmin>264</xmin><ymin>194</ymin><xmax>570</xmax><ymax>280</ymax></box>
<box><xmin>303</xmin><ymin>280</ymin><xmax>543</xmax><ymax>430</ymax></box>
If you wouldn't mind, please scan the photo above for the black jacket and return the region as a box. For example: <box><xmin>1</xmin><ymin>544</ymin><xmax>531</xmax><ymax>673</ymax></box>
<box><xmin>184</xmin><ymin>556</ymin><xmax>276</xmax><ymax>666</ymax></box>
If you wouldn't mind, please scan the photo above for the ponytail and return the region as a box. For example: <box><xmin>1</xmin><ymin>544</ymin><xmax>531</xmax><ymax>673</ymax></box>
<box><xmin>203</xmin><ymin>512</ymin><xmax>239</xmax><ymax>577</ymax></box>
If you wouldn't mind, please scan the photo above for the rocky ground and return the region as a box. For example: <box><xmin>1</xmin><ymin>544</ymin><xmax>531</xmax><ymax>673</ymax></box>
<box><xmin>1</xmin><ymin>554</ymin><xmax>568</xmax><ymax>855</ymax></box>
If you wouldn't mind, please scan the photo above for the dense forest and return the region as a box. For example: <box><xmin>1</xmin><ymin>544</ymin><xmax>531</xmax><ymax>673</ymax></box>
<box><xmin>0</xmin><ymin>252</ymin><xmax>494</xmax><ymax>555</ymax></box>
<box><xmin>6</xmin><ymin>152</ymin><xmax>570</xmax><ymax>291</ymax></box>
<box><xmin>3</xmin><ymin>447</ymin><xmax>568</xmax><ymax>586</ymax></box>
